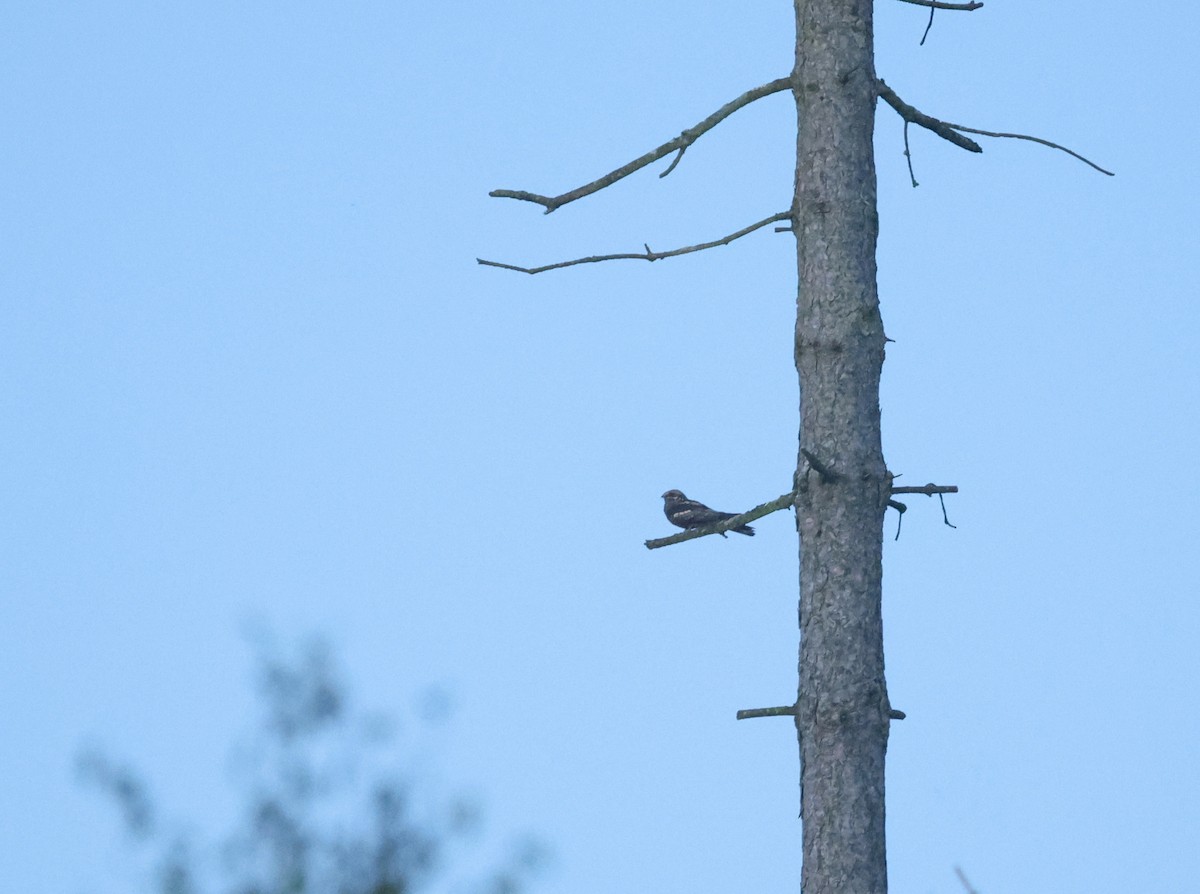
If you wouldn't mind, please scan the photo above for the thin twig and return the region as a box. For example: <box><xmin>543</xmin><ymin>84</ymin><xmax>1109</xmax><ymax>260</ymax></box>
<box><xmin>955</xmin><ymin>866</ymin><xmax>980</xmax><ymax>894</ymax></box>
<box><xmin>645</xmin><ymin>489</ymin><xmax>796</xmax><ymax>550</ymax></box>
<box><xmin>938</xmin><ymin>493</ymin><xmax>957</xmax><ymax>528</ymax></box>
<box><xmin>888</xmin><ymin>500</ymin><xmax>906</xmax><ymax>540</ymax></box>
<box><xmin>489</xmin><ymin>77</ymin><xmax>792</xmax><ymax>213</ymax></box>
<box><xmin>903</xmin><ymin>120</ymin><xmax>918</xmax><ymax>187</ymax></box>
<box><xmin>736</xmin><ymin>705</ymin><xmax>796</xmax><ymax>720</ymax></box>
<box><xmin>944</xmin><ymin>121</ymin><xmax>1115</xmax><ymax>176</ymax></box>
<box><xmin>477</xmin><ymin>211</ymin><xmax>791</xmax><ymax>275</ymax></box>
<box><xmin>920</xmin><ymin>5</ymin><xmax>936</xmax><ymax>45</ymax></box>
<box><xmin>896</xmin><ymin>0</ymin><xmax>983</xmax><ymax>9</ymax></box>
<box><xmin>660</xmin><ymin>146</ymin><xmax>686</xmax><ymax>178</ymax></box>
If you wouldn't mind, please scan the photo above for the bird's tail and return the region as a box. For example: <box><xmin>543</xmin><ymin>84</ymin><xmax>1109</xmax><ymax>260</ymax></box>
<box><xmin>733</xmin><ymin>524</ymin><xmax>755</xmax><ymax>536</ymax></box>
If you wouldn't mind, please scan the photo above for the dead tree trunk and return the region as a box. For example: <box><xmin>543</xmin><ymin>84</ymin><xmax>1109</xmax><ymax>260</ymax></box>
<box><xmin>791</xmin><ymin>2</ymin><xmax>891</xmax><ymax>892</ymax></box>
<box><xmin>482</xmin><ymin>4</ymin><xmax>1107</xmax><ymax>891</ymax></box>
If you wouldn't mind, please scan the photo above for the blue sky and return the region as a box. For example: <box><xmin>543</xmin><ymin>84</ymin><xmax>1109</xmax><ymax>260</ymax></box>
<box><xmin>2</xmin><ymin>3</ymin><xmax>1197</xmax><ymax>892</ymax></box>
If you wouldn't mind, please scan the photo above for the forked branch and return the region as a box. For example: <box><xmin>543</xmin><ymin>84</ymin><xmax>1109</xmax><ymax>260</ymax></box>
<box><xmin>489</xmin><ymin>77</ymin><xmax>791</xmax><ymax>213</ymax></box>
<box><xmin>645</xmin><ymin>489</ymin><xmax>796</xmax><ymax>550</ymax></box>
<box><xmin>478</xmin><ymin>211</ymin><xmax>790</xmax><ymax>275</ymax></box>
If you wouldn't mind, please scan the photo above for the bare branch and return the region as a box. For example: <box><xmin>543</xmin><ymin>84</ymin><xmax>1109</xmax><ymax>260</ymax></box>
<box><xmin>737</xmin><ymin>703</ymin><xmax>903</xmax><ymax>721</ymax></box>
<box><xmin>659</xmin><ymin>147</ymin><xmax>686</xmax><ymax>178</ymax></box>
<box><xmin>943</xmin><ymin>121</ymin><xmax>1115</xmax><ymax>176</ymax></box>
<box><xmin>645</xmin><ymin>489</ymin><xmax>796</xmax><ymax>550</ymax></box>
<box><xmin>477</xmin><ymin>211</ymin><xmax>790</xmax><ymax>275</ymax></box>
<box><xmin>888</xmin><ymin>499</ymin><xmax>906</xmax><ymax>540</ymax></box>
<box><xmin>737</xmin><ymin>705</ymin><xmax>796</xmax><ymax>720</ymax></box>
<box><xmin>902</xmin><ymin>121</ymin><xmax>919</xmax><ymax>187</ymax></box>
<box><xmin>489</xmin><ymin>77</ymin><xmax>792</xmax><ymax>213</ymax></box>
<box><xmin>896</xmin><ymin>0</ymin><xmax>983</xmax><ymax>9</ymax></box>
<box><xmin>891</xmin><ymin>483</ymin><xmax>957</xmax><ymax>496</ymax></box>
<box><xmin>955</xmin><ymin>866</ymin><xmax>981</xmax><ymax>894</ymax></box>
<box><xmin>877</xmin><ymin>80</ymin><xmax>983</xmax><ymax>153</ymax></box>
<box><xmin>938</xmin><ymin>493</ymin><xmax>957</xmax><ymax>528</ymax></box>
<box><xmin>920</xmin><ymin>6</ymin><xmax>936</xmax><ymax>45</ymax></box>
<box><xmin>878</xmin><ymin>80</ymin><xmax>1114</xmax><ymax>176</ymax></box>
<box><xmin>889</xmin><ymin>482</ymin><xmax>958</xmax><ymax>531</ymax></box>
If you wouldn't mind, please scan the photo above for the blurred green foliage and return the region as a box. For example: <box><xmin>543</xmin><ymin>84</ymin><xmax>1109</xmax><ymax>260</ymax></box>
<box><xmin>79</xmin><ymin>637</ymin><xmax>546</xmax><ymax>894</ymax></box>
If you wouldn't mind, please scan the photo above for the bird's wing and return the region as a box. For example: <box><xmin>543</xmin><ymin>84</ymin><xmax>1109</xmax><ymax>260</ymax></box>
<box><xmin>671</xmin><ymin>499</ymin><xmax>733</xmax><ymax>527</ymax></box>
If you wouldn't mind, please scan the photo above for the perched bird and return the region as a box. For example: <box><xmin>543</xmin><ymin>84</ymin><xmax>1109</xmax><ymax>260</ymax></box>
<box><xmin>661</xmin><ymin>489</ymin><xmax>755</xmax><ymax>537</ymax></box>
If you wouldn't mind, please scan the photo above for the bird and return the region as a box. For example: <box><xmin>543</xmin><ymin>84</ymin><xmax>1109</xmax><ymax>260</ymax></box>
<box><xmin>661</xmin><ymin>489</ymin><xmax>755</xmax><ymax>537</ymax></box>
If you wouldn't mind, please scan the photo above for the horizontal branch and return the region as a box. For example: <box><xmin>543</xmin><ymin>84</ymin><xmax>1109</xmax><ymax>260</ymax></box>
<box><xmin>891</xmin><ymin>483</ymin><xmax>958</xmax><ymax>496</ymax></box>
<box><xmin>477</xmin><ymin>211</ymin><xmax>790</xmax><ymax>275</ymax></box>
<box><xmin>890</xmin><ymin>481</ymin><xmax>958</xmax><ymax>534</ymax></box>
<box><xmin>645</xmin><ymin>489</ymin><xmax>796</xmax><ymax>550</ymax></box>
<box><xmin>737</xmin><ymin>705</ymin><xmax>796</xmax><ymax>720</ymax></box>
<box><xmin>896</xmin><ymin>0</ymin><xmax>983</xmax><ymax>9</ymax></box>
<box><xmin>489</xmin><ymin>76</ymin><xmax>792</xmax><ymax>213</ymax></box>
<box><xmin>876</xmin><ymin>80</ymin><xmax>983</xmax><ymax>153</ymax></box>
<box><xmin>737</xmin><ymin>704</ymin><xmax>902</xmax><ymax>721</ymax></box>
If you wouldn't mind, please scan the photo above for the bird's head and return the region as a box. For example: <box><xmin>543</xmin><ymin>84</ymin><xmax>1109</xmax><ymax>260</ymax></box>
<box><xmin>661</xmin><ymin>489</ymin><xmax>685</xmax><ymax>501</ymax></box>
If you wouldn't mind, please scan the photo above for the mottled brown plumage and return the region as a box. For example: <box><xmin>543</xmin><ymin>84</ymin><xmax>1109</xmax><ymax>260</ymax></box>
<box><xmin>661</xmin><ymin>489</ymin><xmax>754</xmax><ymax>537</ymax></box>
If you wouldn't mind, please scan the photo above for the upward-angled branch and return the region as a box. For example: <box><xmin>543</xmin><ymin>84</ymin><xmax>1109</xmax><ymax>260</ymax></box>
<box><xmin>645</xmin><ymin>489</ymin><xmax>796</xmax><ymax>550</ymax></box>
<box><xmin>489</xmin><ymin>77</ymin><xmax>791</xmax><ymax>213</ymax></box>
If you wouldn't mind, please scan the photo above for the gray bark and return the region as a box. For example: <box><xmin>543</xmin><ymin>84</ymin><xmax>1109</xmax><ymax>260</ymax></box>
<box><xmin>792</xmin><ymin>2</ymin><xmax>892</xmax><ymax>892</ymax></box>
